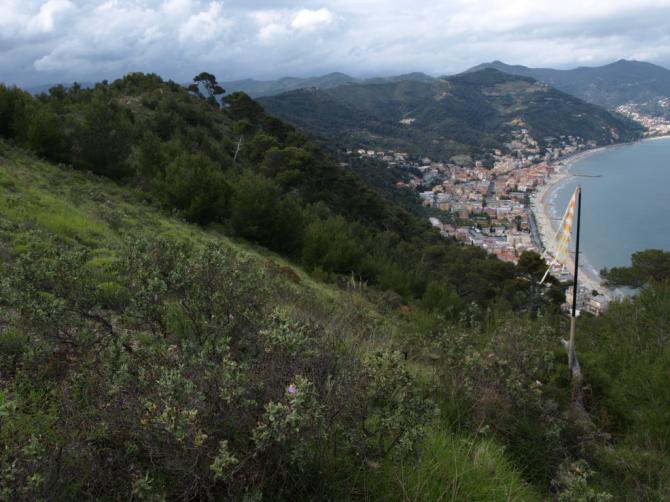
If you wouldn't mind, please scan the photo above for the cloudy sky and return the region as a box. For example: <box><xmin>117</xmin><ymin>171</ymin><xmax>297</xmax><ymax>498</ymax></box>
<box><xmin>2</xmin><ymin>0</ymin><xmax>670</xmax><ymax>87</ymax></box>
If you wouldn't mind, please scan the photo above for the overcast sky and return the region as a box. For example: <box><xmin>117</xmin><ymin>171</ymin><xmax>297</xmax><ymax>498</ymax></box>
<box><xmin>2</xmin><ymin>0</ymin><xmax>670</xmax><ymax>87</ymax></box>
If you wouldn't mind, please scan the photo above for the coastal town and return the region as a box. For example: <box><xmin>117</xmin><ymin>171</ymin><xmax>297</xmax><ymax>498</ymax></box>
<box><xmin>346</xmin><ymin>128</ymin><xmax>594</xmax><ymax>264</ymax></box>
<box><xmin>345</xmin><ymin>117</ymin><xmax>669</xmax><ymax>315</ymax></box>
<box><xmin>615</xmin><ymin>100</ymin><xmax>670</xmax><ymax>135</ymax></box>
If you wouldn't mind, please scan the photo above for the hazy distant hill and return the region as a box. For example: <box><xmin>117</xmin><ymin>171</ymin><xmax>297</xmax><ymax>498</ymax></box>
<box><xmin>22</xmin><ymin>73</ymin><xmax>434</xmax><ymax>100</ymax></box>
<box><xmin>23</xmin><ymin>82</ymin><xmax>95</xmax><ymax>94</ymax></box>
<box><xmin>465</xmin><ymin>59</ymin><xmax>670</xmax><ymax>110</ymax></box>
<box><xmin>259</xmin><ymin>68</ymin><xmax>642</xmax><ymax>161</ymax></box>
<box><xmin>222</xmin><ymin>72</ymin><xmax>435</xmax><ymax>98</ymax></box>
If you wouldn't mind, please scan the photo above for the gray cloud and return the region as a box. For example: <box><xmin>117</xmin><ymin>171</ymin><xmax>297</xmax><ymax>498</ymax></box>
<box><xmin>1</xmin><ymin>0</ymin><xmax>670</xmax><ymax>87</ymax></box>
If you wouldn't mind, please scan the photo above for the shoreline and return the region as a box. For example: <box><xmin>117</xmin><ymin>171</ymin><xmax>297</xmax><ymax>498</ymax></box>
<box><xmin>533</xmin><ymin>133</ymin><xmax>670</xmax><ymax>295</ymax></box>
<box><xmin>640</xmin><ymin>133</ymin><xmax>670</xmax><ymax>142</ymax></box>
<box><xmin>530</xmin><ymin>147</ymin><xmax>614</xmax><ymax>295</ymax></box>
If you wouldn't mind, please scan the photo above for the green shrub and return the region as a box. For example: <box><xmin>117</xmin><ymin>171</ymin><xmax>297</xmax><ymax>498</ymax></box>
<box><xmin>230</xmin><ymin>171</ymin><xmax>303</xmax><ymax>254</ymax></box>
<box><xmin>0</xmin><ymin>237</ymin><xmax>435</xmax><ymax>499</ymax></box>
<box><xmin>0</xmin><ymin>329</ymin><xmax>27</xmax><ymax>357</ymax></box>
<box><xmin>302</xmin><ymin>215</ymin><xmax>364</xmax><ymax>275</ymax></box>
<box><xmin>436</xmin><ymin>316</ymin><xmax>573</xmax><ymax>487</ymax></box>
<box><xmin>160</xmin><ymin>151</ymin><xmax>230</xmax><ymax>224</ymax></box>
<box><xmin>18</xmin><ymin>106</ymin><xmax>71</xmax><ymax>163</ymax></box>
<box><xmin>367</xmin><ymin>431</ymin><xmax>539</xmax><ymax>501</ymax></box>
<box><xmin>95</xmin><ymin>280</ymin><xmax>129</xmax><ymax>309</ymax></box>
<box><xmin>73</xmin><ymin>96</ymin><xmax>134</xmax><ymax>178</ymax></box>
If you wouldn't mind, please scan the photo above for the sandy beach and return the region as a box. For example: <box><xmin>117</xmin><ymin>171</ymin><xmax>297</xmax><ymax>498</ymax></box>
<box><xmin>531</xmin><ymin>149</ymin><xmax>610</xmax><ymax>295</ymax></box>
<box><xmin>641</xmin><ymin>133</ymin><xmax>670</xmax><ymax>142</ymax></box>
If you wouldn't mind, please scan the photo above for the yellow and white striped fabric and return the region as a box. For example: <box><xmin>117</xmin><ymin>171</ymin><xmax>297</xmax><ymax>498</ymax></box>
<box><xmin>540</xmin><ymin>187</ymin><xmax>578</xmax><ymax>284</ymax></box>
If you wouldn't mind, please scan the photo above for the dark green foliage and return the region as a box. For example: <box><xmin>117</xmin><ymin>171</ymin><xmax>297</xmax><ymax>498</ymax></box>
<box><xmin>601</xmin><ymin>249</ymin><xmax>670</xmax><ymax>287</ymax></box>
<box><xmin>435</xmin><ymin>316</ymin><xmax>573</xmax><ymax>487</ymax></box>
<box><xmin>302</xmin><ymin>216</ymin><xmax>364</xmax><ymax>274</ymax></box>
<box><xmin>467</xmin><ymin>59</ymin><xmax>670</xmax><ymax>111</ymax></box>
<box><xmin>0</xmin><ymin>72</ymin><xmax>557</xmax><ymax>318</ymax></box>
<box><xmin>0</xmin><ymin>236</ymin><xmax>434</xmax><ymax>500</ymax></box>
<box><xmin>343</xmin><ymin>155</ymin><xmax>429</xmax><ymax>215</ymax></box>
<box><xmin>230</xmin><ymin>171</ymin><xmax>303</xmax><ymax>254</ymax></box>
<box><xmin>0</xmin><ymin>84</ymin><xmax>71</xmax><ymax>162</ymax></box>
<box><xmin>580</xmin><ymin>282</ymin><xmax>670</xmax><ymax>449</ymax></box>
<box><xmin>0</xmin><ymin>84</ymin><xmax>31</xmax><ymax>138</ymax></box>
<box><xmin>17</xmin><ymin>105</ymin><xmax>71</xmax><ymax>163</ymax></box>
<box><xmin>161</xmin><ymin>151</ymin><xmax>230</xmax><ymax>223</ymax></box>
<box><xmin>577</xmin><ymin>281</ymin><xmax>670</xmax><ymax>499</ymax></box>
<box><xmin>261</xmin><ymin>146</ymin><xmax>317</xmax><ymax>188</ymax></box>
<box><xmin>420</xmin><ymin>280</ymin><xmax>464</xmax><ymax>318</ymax></box>
<box><xmin>189</xmin><ymin>71</ymin><xmax>225</xmax><ymax>106</ymax></box>
<box><xmin>224</xmin><ymin>91</ymin><xmax>265</xmax><ymax>125</ymax></box>
<box><xmin>241</xmin><ymin>131</ymin><xmax>280</xmax><ymax>164</ymax></box>
<box><xmin>133</xmin><ymin>131</ymin><xmax>167</xmax><ymax>177</ymax></box>
<box><xmin>73</xmin><ymin>96</ymin><xmax>134</xmax><ymax>178</ymax></box>
<box><xmin>1</xmin><ymin>131</ymin><xmax>669</xmax><ymax>499</ymax></box>
<box><xmin>110</xmin><ymin>72</ymin><xmax>166</xmax><ymax>95</ymax></box>
<box><xmin>516</xmin><ymin>250</ymin><xmax>560</xmax><ymax>318</ymax></box>
<box><xmin>259</xmin><ymin>69</ymin><xmax>643</xmax><ymax>161</ymax></box>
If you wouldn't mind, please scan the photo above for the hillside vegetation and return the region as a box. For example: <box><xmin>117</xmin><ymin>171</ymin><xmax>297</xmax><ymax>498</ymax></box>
<box><xmin>258</xmin><ymin>68</ymin><xmax>643</xmax><ymax>161</ymax></box>
<box><xmin>0</xmin><ymin>141</ymin><xmax>435</xmax><ymax>499</ymax></box>
<box><xmin>0</xmin><ymin>73</ymin><xmax>552</xmax><ymax>315</ymax></box>
<box><xmin>467</xmin><ymin>59</ymin><xmax>670</xmax><ymax>113</ymax></box>
<box><xmin>0</xmin><ymin>74</ymin><xmax>669</xmax><ymax>500</ymax></box>
<box><xmin>221</xmin><ymin>72</ymin><xmax>435</xmax><ymax>98</ymax></box>
<box><xmin>2</xmin><ymin>140</ymin><xmax>669</xmax><ymax>500</ymax></box>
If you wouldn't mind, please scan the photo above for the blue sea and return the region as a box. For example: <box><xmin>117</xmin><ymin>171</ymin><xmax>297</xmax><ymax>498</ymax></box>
<box><xmin>549</xmin><ymin>137</ymin><xmax>670</xmax><ymax>273</ymax></box>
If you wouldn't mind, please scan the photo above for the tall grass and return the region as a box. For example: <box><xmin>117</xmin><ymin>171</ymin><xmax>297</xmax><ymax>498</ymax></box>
<box><xmin>367</xmin><ymin>431</ymin><xmax>539</xmax><ymax>501</ymax></box>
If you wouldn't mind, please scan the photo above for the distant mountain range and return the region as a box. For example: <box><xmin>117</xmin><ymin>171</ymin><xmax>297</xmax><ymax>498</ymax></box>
<box><xmin>20</xmin><ymin>73</ymin><xmax>436</xmax><ymax>99</ymax></box>
<box><xmin>221</xmin><ymin>72</ymin><xmax>435</xmax><ymax>98</ymax></box>
<box><xmin>22</xmin><ymin>58</ymin><xmax>670</xmax><ymax>114</ymax></box>
<box><xmin>230</xmin><ymin>58</ymin><xmax>670</xmax><ymax>111</ymax></box>
<box><xmin>23</xmin><ymin>82</ymin><xmax>95</xmax><ymax>95</ymax></box>
<box><xmin>258</xmin><ymin>68</ymin><xmax>642</xmax><ymax>162</ymax></box>
<box><xmin>464</xmin><ymin>59</ymin><xmax>670</xmax><ymax>110</ymax></box>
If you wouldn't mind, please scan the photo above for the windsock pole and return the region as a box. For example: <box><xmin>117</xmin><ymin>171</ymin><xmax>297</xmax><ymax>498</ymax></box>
<box><xmin>568</xmin><ymin>186</ymin><xmax>582</xmax><ymax>383</ymax></box>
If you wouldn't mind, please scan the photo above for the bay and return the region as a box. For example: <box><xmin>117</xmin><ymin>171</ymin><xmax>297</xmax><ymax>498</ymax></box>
<box><xmin>549</xmin><ymin>137</ymin><xmax>670</xmax><ymax>273</ymax></box>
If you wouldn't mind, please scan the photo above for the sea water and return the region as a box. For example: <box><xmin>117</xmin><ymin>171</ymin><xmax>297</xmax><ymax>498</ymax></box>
<box><xmin>549</xmin><ymin>137</ymin><xmax>670</xmax><ymax>273</ymax></box>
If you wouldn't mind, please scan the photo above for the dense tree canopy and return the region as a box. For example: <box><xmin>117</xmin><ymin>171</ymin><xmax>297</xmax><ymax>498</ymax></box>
<box><xmin>601</xmin><ymin>249</ymin><xmax>670</xmax><ymax>287</ymax></box>
<box><xmin>0</xmin><ymin>73</ymin><xmax>547</xmax><ymax>314</ymax></box>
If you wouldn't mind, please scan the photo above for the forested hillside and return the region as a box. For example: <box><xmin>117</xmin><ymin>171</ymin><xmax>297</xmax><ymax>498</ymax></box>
<box><xmin>258</xmin><ymin>68</ymin><xmax>643</xmax><ymax>161</ymax></box>
<box><xmin>0</xmin><ymin>73</ymin><xmax>548</xmax><ymax>313</ymax></box>
<box><xmin>221</xmin><ymin>72</ymin><xmax>435</xmax><ymax>98</ymax></box>
<box><xmin>0</xmin><ymin>141</ymin><xmax>443</xmax><ymax>499</ymax></box>
<box><xmin>0</xmin><ymin>74</ymin><xmax>668</xmax><ymax>500</ymax></box>
<box><xmin>467</xmin><ymin>59</ymin><xmax>670</xmax><ymax>111</ymax></box>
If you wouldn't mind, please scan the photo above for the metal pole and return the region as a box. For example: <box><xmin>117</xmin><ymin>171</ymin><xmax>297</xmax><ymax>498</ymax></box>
<box><xmin>571</xmin><ymin>186</ymin><xmax>582</xmax><ymax>317</ymax></box>
<box><xmin>569</xmin><ymin>186</ymin><xmax>582</xmax><ymax>372</ymax></box>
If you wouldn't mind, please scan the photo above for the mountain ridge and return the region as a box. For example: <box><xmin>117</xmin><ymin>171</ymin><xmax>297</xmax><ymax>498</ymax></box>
<box><xmin>259</xmin><ymin>68</ymin><xmax>643</xmax><ymax>162</ymax></box>
<box><xmin>219</xmin><ymin>72</ymin><xmax>435</xmax><ymax>97</ymax></box>
<box><xmin>463</xmin><ymin>59</ymin><xmax>670</xmax><ymax>110</ymax></box>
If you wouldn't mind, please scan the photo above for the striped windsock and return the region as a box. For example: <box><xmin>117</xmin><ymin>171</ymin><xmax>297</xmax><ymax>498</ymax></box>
<box><xmin>540</xmin><ymin>187</ymin><xmax>578</xmax><ymax>284</ymax></box>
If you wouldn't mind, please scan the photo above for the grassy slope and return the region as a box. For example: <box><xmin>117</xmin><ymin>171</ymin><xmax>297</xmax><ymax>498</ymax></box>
<box><xmin>0</xmin><ymin>141</ymin><xmax>378</xmax><ymax>332</ymax></box>
<box><xmin>368</xmin><ymin>432</ymin><xmax>540</xmax><ymax>501</ymax></box>
<box><xmin>0</xmin><ymin>141</ymin><xmax>538</xmax><ymax>500</ymax></box>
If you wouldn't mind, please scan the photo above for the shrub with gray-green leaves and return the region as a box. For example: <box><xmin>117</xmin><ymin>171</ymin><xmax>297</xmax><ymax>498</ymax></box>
<box><xmin>0</xmin><ymin>236</ymin><xmax>433</xmax><ymax>500</ymax></box>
